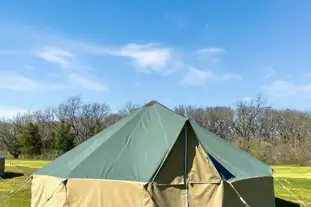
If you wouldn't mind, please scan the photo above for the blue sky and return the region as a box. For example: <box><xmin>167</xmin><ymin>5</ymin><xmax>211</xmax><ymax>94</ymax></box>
<box><xmin>0</xmin><ymin>0</ymin><xmax>311</xmax><ymax>117</ymax></box>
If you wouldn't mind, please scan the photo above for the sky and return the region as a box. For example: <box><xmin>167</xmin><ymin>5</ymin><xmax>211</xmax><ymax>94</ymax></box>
<box><xmin>0</xmin><ymin>0</ymin><xmax>311</xmax><ymax>117</ymax></box>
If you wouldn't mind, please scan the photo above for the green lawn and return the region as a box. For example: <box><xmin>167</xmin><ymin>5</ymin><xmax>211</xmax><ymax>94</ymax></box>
<box><xmin>0</xmin><ymin>160</ymin><xmax>310</xmax><ymax>206</ymax></box>
<box><xmin>273</xmin><ymin>165</ymin><xmax>311</xmax><ymax>206</ymax></box>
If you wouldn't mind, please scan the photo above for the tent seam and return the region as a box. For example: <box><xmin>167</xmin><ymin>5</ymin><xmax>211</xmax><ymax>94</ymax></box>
<box><xmin>103</xmin><ymin>108</ymin><xmax>149</xmax><ymax>178</ymax></box>
<box><xmin>149</xmin><ymin>121</ymin><xmax>187</xmax><ymax>183</ymax></box>
<box><xmin>228</xmin><ymin>175</ymin><xmax>273</xmax><ymax>182</ymax></box>
<box><xmin>191</xmin><ymin>122</ymin><xmax>250</xmax><ymax>178</ymax></box>
<box><xmin>41</xmin><ymin>108</ymin><xmax>143</xmax><ymax>178</ymax></box>
<box><xmin>32</xmin><ymin>175</ymin><xmax>147</xmax><ymax>184</ymax></box>
<box><xmin>192</xmin><ymin>120</ymin><xmax>271</xmax><ymax>169</ymax></box>
<box><xmin>196</xmin><ymin>142</ymin><xmax>223</xmax><ymax>180</ymax></box>
<box><xmin>154</xmin><ymin>104</ymin><xmax>169</xmax><ymax>146</ymax></box>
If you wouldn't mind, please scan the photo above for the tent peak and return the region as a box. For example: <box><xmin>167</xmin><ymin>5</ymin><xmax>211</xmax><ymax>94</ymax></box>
<box><xmin>144</xmin><ymin>100</ymin><xmax>160</xmax><ymax>107</ymax></box>
<box><xmin>143</xmin><ymin>100</ymin><xmax>175</xmax><ymax>112</ymax></box>
<box><xmin>143</xmin><ymin>100</ymin><xmax>188</xmax><ymax>118</ymax></box>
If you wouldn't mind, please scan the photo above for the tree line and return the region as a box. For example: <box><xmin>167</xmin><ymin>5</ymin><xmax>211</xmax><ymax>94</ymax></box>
<box><xmin>0</xmin><ymin>94</ymin><xmax>310</xmax><ymax>165</ymax></box>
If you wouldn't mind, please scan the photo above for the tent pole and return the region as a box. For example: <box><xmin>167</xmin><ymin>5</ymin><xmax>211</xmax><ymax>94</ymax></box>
<box><xmin>185</xmin><ymin>124</ymin><xmax>189</xmax><ymax>207</ymax></box>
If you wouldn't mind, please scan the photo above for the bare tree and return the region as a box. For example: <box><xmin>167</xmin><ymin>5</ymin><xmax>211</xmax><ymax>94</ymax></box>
<box><xmin>103</xmin><ymin>113</ymin><xmax>123</xmax><ymax>127</ymax></box>
<box><xmin>232</xmin><ymin>94</ymin><xmax>267</xmax><ymax>150</ymax></box>
<box><xmin>189</xmin><ymin>107</ymin><xmax>234</xmax><ymax>140</ymax></box>
<box><xmin>0</xmin><ymin>118</ymin><xmax>21</xmax><ymax>158</ymax></box>
<box><xmin>54</xmin><ymin>96</ymin><xmax>110</xmax><ymax>144</ymax></box>
<box><xmin>32</xmin><ymin>108</ymin><xmax>60</xmax><ymax>151</ymax></box>
<box><xmin>118</xmin><ymin>102</ymin><xmax>140</xmax><ymax>117</ymax></box>
<box><xmin>78</xmin><ymin>102</ymin><xmax>110</xmax><ymax>142</ymax></box>
<box><xmin>174</xmin><ymin>105</ymin><xmax>196</xmax><ymax>118</ymax></box>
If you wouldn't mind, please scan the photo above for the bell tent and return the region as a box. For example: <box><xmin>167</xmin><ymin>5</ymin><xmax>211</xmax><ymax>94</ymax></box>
<box><xmin>31</xmin><ymin>101</ymin><xmax>275</xmax><ymax>207</ymax></box>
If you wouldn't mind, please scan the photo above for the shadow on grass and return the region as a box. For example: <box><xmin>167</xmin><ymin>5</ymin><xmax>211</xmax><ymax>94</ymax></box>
<box><xmin>275</xmin><ymin>197</ymin><xmax>300</xmax><ymax>207</ymax></box>
<box><xmin>1</xmin><ymin>172</ymin><xmax>24</xmax><ymax>180</ymax></box>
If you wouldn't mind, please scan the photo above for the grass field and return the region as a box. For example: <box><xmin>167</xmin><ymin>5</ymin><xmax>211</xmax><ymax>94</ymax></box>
<box><xmin>0</xmin><ymin>160</ymin><xmax>311</xmax><ymax>206</ymax></box>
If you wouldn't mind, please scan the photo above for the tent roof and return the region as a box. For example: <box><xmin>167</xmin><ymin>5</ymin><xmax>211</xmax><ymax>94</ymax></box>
<box><xmin>34</xmin><ymin>101</ymin><xmax>272</xmax><ymax>182</ymax></box>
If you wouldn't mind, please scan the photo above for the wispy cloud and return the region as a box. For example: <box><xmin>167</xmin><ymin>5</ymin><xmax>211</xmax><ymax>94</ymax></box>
<box><xmin>23</xmin><ymin>64</ymin><xmax>35</xmax><ymax>70</ymax></box>
<box><xmin>0</xmin><ymin>107</ymin><xmax>29</xmax><ymax>118</ymax></box>
<box><xmin>165</xmin><ymin>13</ymin><xmax>187</xmax><ymax>29</ymax></box>
<box><xmin>262</xmin><ymin>80</ymin><xmax>311</xmax><ymax>96</ymax></box>
<box><xmin>0</xmin><ymin>72</ymin><xmax>65</xmax><ymax>91</ymax></box>
<box><xmin>176</xmin><ymin>16</ymin><xmax>186</xmax><ymax>28</ymax></box>
<box><xmin>263</xmin><ymin>66</ymin><xmax>275</xmax><ymax>79</ymax></box>
<box><xmin>181</xmin><ymin>67</ymin><xmax>241</xmax><ymax>86</ymax></box>
<box><xmin>37</xmin><ymin>46</ymin><xmax>74</xmax><ymax>69</ymax></box>
<box><xmin>116</xmin><ymin>44</ymin><xmax>173</xmax><ymax>71</ymax></box>
<box><xmin>197</xmin><ymin>48</ymin><xmax>225</xmax><ymax>54</ymax></box>
<box><xmin>181</xmin><ymin>67</ymin><xmax>213</xmax><ymax>86</ymax></box>
<box><xmin>0</xmin><ymin>21</ymin><xmax>232</xmax><ymax>93</ymax></box>
<box><xmin>90</xmin><ymin>43</ymin><xmax>176</xmax><ymax>74</ymax></box>
<box><xmin>243</xmin><ymin>97</ymin><xmax>253</xmax><ymax>101</ymax></box>
<box><xmin>217</xmin><ymin>73</ymin><xmax>242</xmax><ymax>81</ymax></box>
<box><xmin>68</xmin><ymin>73</ymin><xmax>107</xmax><ymax>91</ymax></box>
<box><xmin>36</xmin><ymin>45</ymin><xmax>106</xmax><ymax>91</ymax></box>
<box><xmin>0</xmin><ymin>50</ymin><xmax>29</xmax><ymax>56</ymax></box>
<box><xmin>196</xmin><ymin>47</ymin><xmax>226</xmax><ymax>63</ymax></box>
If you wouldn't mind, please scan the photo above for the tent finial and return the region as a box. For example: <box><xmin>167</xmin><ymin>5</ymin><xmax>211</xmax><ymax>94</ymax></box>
<box><xmin>144</xmin><ymin>100</ymin><xmax>159</xmax><ymax>107</ymax></box>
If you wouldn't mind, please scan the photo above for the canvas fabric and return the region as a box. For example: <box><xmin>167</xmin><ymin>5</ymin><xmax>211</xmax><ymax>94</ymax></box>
<box><xmin>34</xmin><ymin>103</ymin><xmax>272</xmax><ymax>182</ymax></box>
<box><xmin>31</xmin><ymin>176</ymin><xmax>67</xmax><ymax>207</ymax></box>
<box><xmin>222</xmin><ymin>176</ymin><xmax>275</xmax><ymax>207</ymax></box>
<box><xmin>34</xmin><ymin>105</ymin><xmax>187</xmax><ymax>182</ymax></box>
<box><xmin>0</xmin><ymin>156</ymin><xmax>4</xmax><ymax>175</ymax></box>
<box><xmin>32</xmin><ymin>177</ymin><xmax>275</xmax><ymax>207</ymax></box>
<box><xmin>31</xmin><ymin>167</ymin><xmax>274</xmax><ymax>207</ymax></box>
<box><xmin>152</xmin><ymin>124</ymin><xmax>221</xmax><ymax>185</ymax></box>
<box><xmin>191</xmin><ymin>121</ymin><xmax>273</xmax><ymax>180</ymax></box>
<box><xmin>31</xmin><ymin>101</ymin><xmax>275</xmax><ymax>206</ymax></box>
<box><xmin>31</xmin><ymin>128</ymin><xmax>225</xmax><ymax>207</ymax></box>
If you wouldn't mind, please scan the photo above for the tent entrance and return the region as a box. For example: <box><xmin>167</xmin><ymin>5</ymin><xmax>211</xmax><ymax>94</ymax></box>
<box><xmin>145</xmin><ymin>122</ymin><xmax>222</xmax><ymax>206</ymax></box>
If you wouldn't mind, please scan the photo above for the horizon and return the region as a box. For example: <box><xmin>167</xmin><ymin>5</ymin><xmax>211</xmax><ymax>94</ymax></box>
<box><xmin>1</xmin><ymin>93</ymin><xmax>309</xmax><ymax>120</ymax></box>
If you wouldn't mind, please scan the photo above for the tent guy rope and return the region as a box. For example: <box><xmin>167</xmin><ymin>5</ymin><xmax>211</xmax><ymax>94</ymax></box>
<box><xmin>0</xmin><ymin>176</ymin><xmax>32</xmax><ymax>206</ymax></box>
<box><xmin>41</xmin><ymin>180</ymin><xmax>66</xmax><ymax>207</ymax></box>
<box><xmin>0</xmin><ymin>160</ymin><xmax>34</xmax><ymax>205</ymax></box>
<box><xmin>227</xmin><ymin>181</ymin><xmax>251</xmax><ymax>207</ymax></box>
<box><xmin>280</xmin><ymin>177</ymin><xmax>311</xmax><ymax>203</ymax></box>
<box><xmin>274</xmin><ymin>178</ymin><xmax>306</xmax><ymax>206</ymax></box>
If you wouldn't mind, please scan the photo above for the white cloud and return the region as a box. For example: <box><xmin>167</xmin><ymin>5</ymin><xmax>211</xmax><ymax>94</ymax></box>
<box><xmin>0</xmin><ymin>50</ymin><xmax>28</xmax><ymax>56</ymax></box>
<box><xmin>181</xmin><ymin>67</ymin><xmax>241</xmax><ymax>86</ymax></box>
<box><xmin>197</xmin><ymin>48</ymin><xmax>225</xmax><ymax>54</ymax></box>
<box><xmin>94</xmin><ymin>43</ymin><xmax>174</xmax><ymax>73</ymax></box>
<box><xmin>0</xmin><ymin>74</ymin><xmax>38</xmax><ymax>91</ymax></box>
<box><xmin>1</xmin><ymin>21</ymin><xmax>231</xmax><ymax>92</ymax></box>
<box><xmin>119</xmin><ymin>44</ymin><xmax>172</xmax><ymax>70</ymax></box>
<box><xmin>262</xmin><ymin>80</ymin><xmax>311</xmax><ymax>96</ymax></box>
<box><xmin>0</xmin><ymin>107</ymin><xmax>29</xmax><ymax>119</ymax></box>
<box><xmin>176</xmin><ymin>16</ymin><xmax>186</xmax><ymax>28</ymax></box>
<box><xmin>217</xmin><ymin>73</ymin><xmax>242</xmax><ymax>81</ymax></box>
<box><xmin>243</xmin><ymin>97</ymin><xmax>253</xmax><ymax>101</ymax></box>
<box><xmin>263</xmin><ymin>66</ymin><xmax>275</xmax><ymax>79</ymax></box>
<box><xmin>0</xmin><ymin>72</ymin><xmax>65</xmax><ymax>91</ymax></box>
<box><xmin>68</xmin><ymin>74</ymin><xmax>107</xmax><ymax>91</ymax></box>
<box><xmin>0</xmin><ymin>71</ymin><xmax>106</xmax><ymax>92</ymax></box>
<box><xmin>36</xmin><ymin>45</ymin><xmax>107</xmax><ymax>91</ymax></box>
<box><xmin>181</xmin><ymin>67</ymin><xmax>213</xmax><ymax>86</ymax></box>
<box><xmin>196</xmin><ymin>47</ymin><xmax>226</xmax><ymax>63</ymax></box>
<box><xmin>23</xmin><ymin>64</ymin><xmax>35</xmax><ymax>70</ymax></box>
<box><xmin>38</xmin><ymin>46</ymin><xmax>74</xmax><ymax>69</ymax></box>
<box><xmin>165</xmin><ymin>13</ymin><xmax>186</xmax><ymax>29</ymax></box>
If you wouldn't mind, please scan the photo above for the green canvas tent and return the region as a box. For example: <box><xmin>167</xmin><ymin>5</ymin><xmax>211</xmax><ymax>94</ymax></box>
<box><xmin>31</xmin><ymin>101</ymin><xmax>275</xmax><ymax>207</ymax></box>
